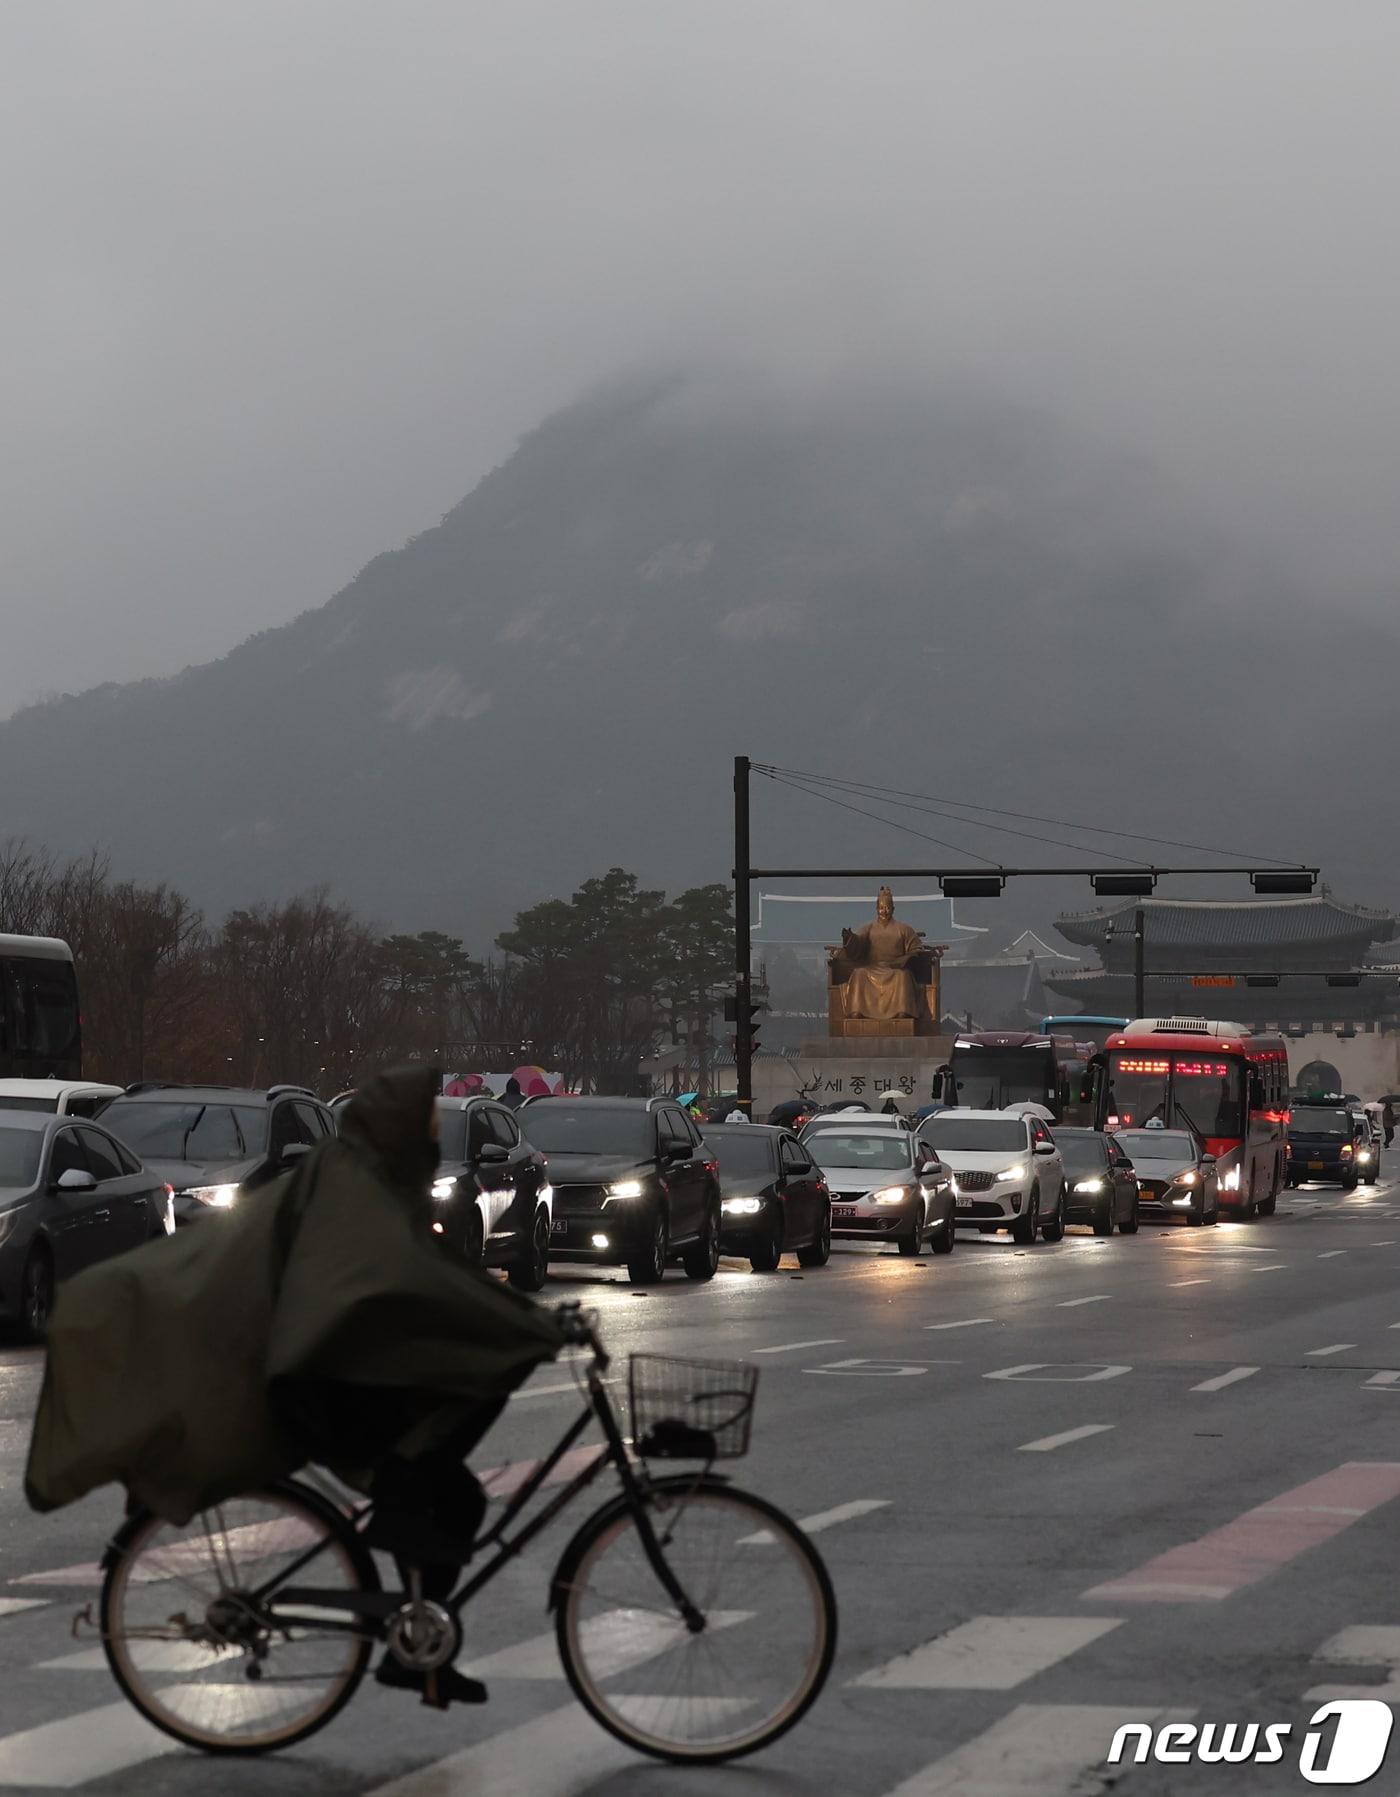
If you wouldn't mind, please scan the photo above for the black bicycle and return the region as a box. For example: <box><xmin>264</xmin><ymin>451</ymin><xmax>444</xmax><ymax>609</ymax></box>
<box><xmin>93</xmin><ymin>1304</ymin><xmax>837</xmax><ymax>1764</ymax></box>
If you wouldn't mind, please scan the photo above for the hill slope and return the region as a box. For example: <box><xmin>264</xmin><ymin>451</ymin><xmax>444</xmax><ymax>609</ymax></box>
<box><xmin>3</xmin><ymin>372</ymin><xmax>1393</xmax><ymax>936</ymax></box>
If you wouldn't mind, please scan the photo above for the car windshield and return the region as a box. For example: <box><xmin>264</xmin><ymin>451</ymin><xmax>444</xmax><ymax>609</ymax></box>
<box><xmin>0</xmin><ymin>1128</ymin><xmax>43</xmax><ymax>1188</ymax></box>
<box><xmin>951</xmin><ymin>1049</ymin><xmax>1051</xmax><ymax>1108</ymax></box>
<box><xmin>707</xmin><ymin>1132</ymin><xmax>778</xmax><ymax>1176</ymax></box>
<box><xmin>521</xmin><ymin>1105</ymin><xmax>654</xmax><ymax>1156</ymax></box>
<box><xmin>1055</xmin><ymin>1133</ymin><xmax>1108</xmax><ymax>1172</ymax></box>
<box><xmin>1116</xmin><ymin>1130</ymin><xmax>1195</xmax><ymax>1160</ymax></box>
<box><xmin>101</xmin><ymin>1100</ymin><xmax>265</xmax><ymax>1162</ymax></box>
<box><xmin>808</xmin><ymin>1133</ymin><xmax>913</xmax><ymax>1171</ymax></box>
<box><xmin>919</xmin><ymin>1117</ymin><xmax>1026</xmax><ymax>1153</ymax></box>
<box><xmin>1289</xmin><ymin>1108</ymin><xmax>1351</xmax><ymax>1137</ymax></box>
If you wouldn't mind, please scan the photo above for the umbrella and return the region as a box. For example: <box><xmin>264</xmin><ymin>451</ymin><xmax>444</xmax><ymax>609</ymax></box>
<box><xmin>767</xmin><ymin>1098</ymin><xmax>812</xmax><ymax>1127</ymax></box>
<box><xmin>1379</xmin><ymin>1094</ymin><xmax>1400</xmax><ymax>1106</ymax></box>
<box><xmin>678</xmin><ymin>1091</ymin><xmax>700</xmax><ymax>1108</ymax></box>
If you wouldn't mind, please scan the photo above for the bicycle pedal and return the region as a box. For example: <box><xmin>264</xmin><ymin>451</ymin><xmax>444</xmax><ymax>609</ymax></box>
<box><xmin>70</xmin><ymin>1602</ymin><xmax>96</xmax><ymax>1640</ymax></box>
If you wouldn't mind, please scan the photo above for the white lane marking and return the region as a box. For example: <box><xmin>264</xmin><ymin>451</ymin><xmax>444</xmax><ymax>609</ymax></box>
<box><xmin>0</xmin><ymin>1700</ymin><xmax>171</xmax><ymax>1786</ymax></box>
<box><xmin>738</xmin><ymin>1497</ymin><xmax>891</xmax><ymax>1546</ymax></box>
<box><xmin>1249</xmin><ymin>1263</ymin><xmax>1288</xmax><ymax>1273</ymax></box>
<box><xmin>1317</xmin><ymin>1251</ymin><xmax>1348</xmax><ymax>1259</ymax></box>
<box><xmin>751</xmin><ymin>1338</ymin><xmax>844</xmax><ymax>1355</ymax></box>
<box><xmin>461</xmin><ymin>1608</ymin><xmax>749</xmax><ymax>1681</ymax></box>
<box><xmin>1056</xmin><ymin>1295</ymin><xmax>1110</xmax><ymax>1308</ymax></box>
<box><xmin>1307</xmin><ymin>1344</ymin><xmax>1357</xmax><ymax>1358</ymax></box>
<box><xmin>1366</xmin><ymin>1372</ymin><xmax>1400</xmax><ymax>1389</ymax></box>
<box><xmin>1191</xmin><ymin>1366</ymin><xmax>1260</xmax><ymax>1393</ymax></box>
<box><xmin>1018</xmin><ymin>1424</ymin><xmax>1115</xmax><ymax>1454</ymax></box>
<box><xmin>42</xmin><ymin>1641</ymin><xmax>229</xmax><ymax>1673</ymax></box>
<box><xmin>924</xmin><ymin>1318</ymin><xmax>994</xmax><ymax>1330</ymax></box>
<box><xmin>1169</xmin><ymin>1278</ymin><xmax>1212</xmax><ymax>1287</ymax></box>
<box><xmin>855</xmin><ymin>1616</ymin><xmax>1120</xmax><ymax>1691</ymax></box>
<box><xmin>876</xmin><ymin>1703</ymin><xmax>1195</xmax><ymax>1794</ymax></box>
<box><xmin>1373</xmin><ymin>1240</ymin><xmax>1398</xmax><ymax>1246</ymax></box>
<box><xmin>0</xmin><ymin>1598</ymin><xmax>47</xmax><ymax>1618</ymax></box>
<box><xmin>985</xmin><ymin>1363</ymin><xmax>1131</xmax><ymax>1383</ymax></box>
<box><xmin>510</xmin><ymin>1377</ymin><xmax>617</xmax><ymax>1399</ymax></box>
<box><xmin>805</xmin><ymin>1358</ymin><xmax>941</xmax><ymax>1377</ymax></box>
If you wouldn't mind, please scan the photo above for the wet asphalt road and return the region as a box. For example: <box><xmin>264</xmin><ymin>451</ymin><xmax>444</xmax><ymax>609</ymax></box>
<box><xmin>5</xmin><ymin>1164</ymin><xmax>1400</xmax><ymax>1793</ymax></box>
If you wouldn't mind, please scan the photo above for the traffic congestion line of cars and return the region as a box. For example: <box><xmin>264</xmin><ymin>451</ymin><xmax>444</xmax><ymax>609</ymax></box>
<box><xmin>0</xmin><ymin>1074</ymin><xmax>1391</xmax><ymax>1341</ymax></box>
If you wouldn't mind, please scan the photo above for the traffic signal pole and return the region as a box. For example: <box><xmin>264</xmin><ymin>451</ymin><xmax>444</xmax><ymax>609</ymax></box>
<box><xmin>734</xmin><ymin>755</ymin><xmax>753</xmax><ymax>1113</ymax></box>
<box><xmin>1134</xmin><ymin>906</ymin><xmax>1146</xmax><ymax>1020</ymax></box>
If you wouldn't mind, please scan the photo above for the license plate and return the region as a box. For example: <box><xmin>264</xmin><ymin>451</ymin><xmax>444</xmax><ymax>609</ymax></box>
<box><xmin>955</xmin><ymin>1198</ymin><xmax>975</xmax><ymax>1210</ymax></box>
<box><xmin>832</xmin><ymin>1205</ymin><xmax>858</xmax><ymax>1220</ymax></box>
<box><xmin>550</xmin><ymin>1219</ymin><xmax>569</xmax><ymax>1236</ymax></box>
<box><xmin>1308</xmin><ymin>1161</ymin><xmax>1324</xmax><ymax>1172</ymax></box>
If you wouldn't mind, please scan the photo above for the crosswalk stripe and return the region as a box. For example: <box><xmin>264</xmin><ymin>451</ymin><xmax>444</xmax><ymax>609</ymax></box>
<box><xmin>875</xmin><ymin>1703</ymin><xmax>1195</xmax><ymax>1794</ymax></box>
<box><xmin>0</xmin><ymin>1700</ymin><xmax>171</xmax><ymax>1788</ymax></box>
<box><xmin>1083</xmin><ymin>1461</ymin><xmax>1400</xmax><ymax>1604</ymax></box>
<box><xmin>854</xmin><ymin>1616</ymin><xmax>1120</xmax><ymax>1691</ymax></box>
<box><xmin>461</xmin><ymin>1607</ymin><xmax>748</xmax><ymax>1681</ymax></box>
<box><xmin>0</xmin><ymin>1599</ymin><xmax>47</xmax><ymax>1619</ymax></box>
<box><xmin>366</xmin><ymin>1702</ymin><xmax>622</xmax><ymax>1794</ymax></box>
<box><xmin>1306</xmin><ymin>1344</ymin><xmax>1357</xmax><ymax>1357</ymax></box>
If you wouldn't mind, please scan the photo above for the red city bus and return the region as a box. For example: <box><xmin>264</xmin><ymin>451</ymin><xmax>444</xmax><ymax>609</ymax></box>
<box><xmin>1099</xmin><ymin>1017</ymin><xmax>1290</xmax><ymax>1217</ymax></box>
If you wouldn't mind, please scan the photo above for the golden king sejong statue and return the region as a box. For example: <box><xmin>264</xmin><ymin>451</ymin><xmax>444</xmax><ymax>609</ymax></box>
<box><xmin>834</xmin><ymin>886</ymin><xmax>926</xmax><ymax>1023</ymax></box>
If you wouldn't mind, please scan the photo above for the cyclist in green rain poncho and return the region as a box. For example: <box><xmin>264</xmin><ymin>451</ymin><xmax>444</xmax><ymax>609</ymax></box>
<box><xmin>26</xmin><ymin>1065</ymin><xmax>564</xmax><ymax>1706</ymax></box>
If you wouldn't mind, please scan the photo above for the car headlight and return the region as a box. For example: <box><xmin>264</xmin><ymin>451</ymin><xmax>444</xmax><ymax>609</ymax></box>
<box><xmin>1073</xmin><ymin>1177</ymin><xmax>1104</xmax><ymax>1193</ymax></box>
<box><xmin>998</xmin><ymin>1164</ymin><xmax>1027</xmax><ymax>1183</ymax></box>
<box><xmin>872</xmin><ymin>1185</ymin><xmax>914</xmax><ymax>1204</ymax></box>
<box><xmin>1358</xmin><ymin>1149</ymin><xmax>1374</xmax><ymax>1164</ymax></box>
<box><xmin>182</xmin><ymin>1184</ymin><xmax>240</xmax><ymax>1208</ymax></box>
<box><xmin>1177</xmin><ymin>1171</ymin><xmax>1198</xmax><ymax>1186</ymax></box>
<box><xmin>606</xmin><ymin>1179</ymin><xmax>646</xmax><ymax>1200</ymax></box>
<box><xmin>722</xmin><ymin>1197</ymin><xmax>764</xmax><ymax>1214</ymax></box>
<box><xmin>430</xmin><ymin>1176</ymin><xmax>457</xmax><ymax>1200</ymax></box>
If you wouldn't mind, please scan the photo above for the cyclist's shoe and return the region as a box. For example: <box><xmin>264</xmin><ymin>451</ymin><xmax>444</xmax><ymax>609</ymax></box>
<box><xmin>375</xmin><ymin>1657</ymin><xmax>488</xmax><ymax>1708</ymax></box>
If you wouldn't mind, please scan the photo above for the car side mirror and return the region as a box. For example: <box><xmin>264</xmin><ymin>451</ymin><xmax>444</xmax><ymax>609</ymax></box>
<box><xmin>1201</xmin><ymin>1154</ymin><xmax>1217</xmax><ymax>1166</ymax></box>
<box><xmin>666</xmin><ymin>1140</ymin><xmax>692</xmax><ymax>1162</ymax></box>
<box><xmin>279</xmin><ymin>1143</ymin><xmax>313</xmax><ymax>1166</ymax></box>
<box><xmin>52</xmin><ymin>1167</ymin><xmax>97</xmax><ymax>1194</ymax></box>
<box><xmin>476</xmin><ymin>1141</ymin><xmax>511</xmax><ymax>1165</ymax></box>
<box><xmin>1033</xmin><ymin>1142</ymin><xmax>1057</xmax><ymax>1157</ymax></box>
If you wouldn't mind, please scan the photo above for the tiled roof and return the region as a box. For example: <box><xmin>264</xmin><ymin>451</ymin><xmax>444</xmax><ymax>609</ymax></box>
<box><xmin>1055</xmin><ymin>897</ymin><xmax>1393</xmax><ymax>953</ymax></box>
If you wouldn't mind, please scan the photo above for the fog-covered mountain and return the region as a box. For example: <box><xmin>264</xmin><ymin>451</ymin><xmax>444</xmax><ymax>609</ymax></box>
<box><xmin>3</xmin><ymin>372</ymin><xmax>1392</xmax><ymax>939</ymax></box>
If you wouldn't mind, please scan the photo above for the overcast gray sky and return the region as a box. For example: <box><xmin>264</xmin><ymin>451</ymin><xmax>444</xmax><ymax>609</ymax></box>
<box><xmin>4</xmin><ymin>1</ymin><xmax>1399</xmax><ymax>718</ymax></box>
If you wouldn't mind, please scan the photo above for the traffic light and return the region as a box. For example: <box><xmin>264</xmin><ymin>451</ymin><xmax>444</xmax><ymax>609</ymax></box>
<box><xmin>724</xmin><ymin>991</ymin><xmax>763</xmax><ymax>1057</ymax></box>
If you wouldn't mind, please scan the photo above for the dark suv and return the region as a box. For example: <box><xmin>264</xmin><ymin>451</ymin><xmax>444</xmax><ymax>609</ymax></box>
<box><xmin>432</xmin><ymin>1096</ymin><xmax>553</xmax><ymax>1290</ymax></box>
<box><xmin>99</xmin><ymin>1083</ymin><xmax>335</xmax><ymax>1224</ymax></box>
<box><xmin>520</xmin><ymin>1097</ymin><xmax>722</xmax><ymax>1284</ymax></box>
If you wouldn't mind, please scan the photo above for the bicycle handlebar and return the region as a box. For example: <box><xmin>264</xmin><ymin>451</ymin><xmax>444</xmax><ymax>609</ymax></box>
<box><xmin>553</xmin><ymin>1301</ymin><xmax>611</xmax><ymax>1372</ymax></box>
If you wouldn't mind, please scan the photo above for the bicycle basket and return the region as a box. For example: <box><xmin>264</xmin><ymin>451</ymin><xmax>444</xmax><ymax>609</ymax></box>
<box><xmin>629</xmin><ymin>1353</ymin><xmax>758</xmax><ymax>1460</ymax></box>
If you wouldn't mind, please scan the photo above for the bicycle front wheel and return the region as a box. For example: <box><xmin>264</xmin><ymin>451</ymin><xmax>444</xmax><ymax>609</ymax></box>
<box><xmin>101</xmin><ymin>1482</ymin><xmax>378</xmax><ymax>1754</ymax></box>
<box><xmin>555</xmin><ymin>1478</ymin><xmax>836</xmax><ymax>1762</ymax></box>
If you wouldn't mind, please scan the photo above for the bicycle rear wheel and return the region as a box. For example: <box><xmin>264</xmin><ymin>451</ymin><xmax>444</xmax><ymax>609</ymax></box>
<box><xmin>554</xmin><ymin>1478</ymin><xmax>836</xmax><ymax>1762</ymax></box>
<box><xmin>101</xmin><ymin>1482</ymin><xmax>378</xmax><ymax>1754</ymax></box>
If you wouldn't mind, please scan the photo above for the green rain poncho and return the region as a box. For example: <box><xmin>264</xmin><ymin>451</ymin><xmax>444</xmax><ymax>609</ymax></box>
<box><xmin>26</xmin><ymin>1067</ymin><xmax>562</xmax><ymax>1523</ymax></box>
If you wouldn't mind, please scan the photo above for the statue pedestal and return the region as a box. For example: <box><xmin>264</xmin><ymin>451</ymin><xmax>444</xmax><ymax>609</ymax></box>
<box><xmin>751</xmin><ymin>1035</ymin><xmax>954</xmax><ymax>1117</ymax></box>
